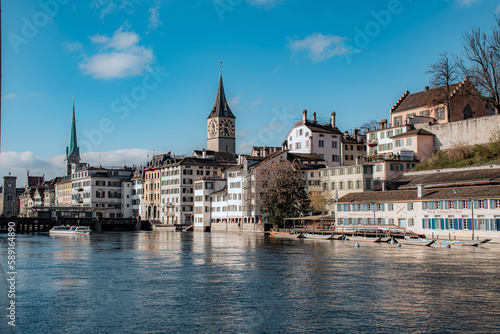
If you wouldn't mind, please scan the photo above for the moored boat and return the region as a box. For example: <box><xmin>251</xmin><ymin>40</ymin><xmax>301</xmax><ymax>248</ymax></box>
<box><xmin>49</xmin><ymin>225</ymin><xmax>92</xmax><ymax>235</ymax></box>
<box><xmin>268</xmin><ymin>231</ymin><xmax>304</xmax><ymax>239</ymax></box>
<box><xmin>396</xmin><ymin>237</ymin><xmax>434</xmax><ymax>246</ymax></box>
<box><xmin>303</xmin><ymin>233</ymin><xmax>334</xmax><ymax>240</ymax></box>
<box><xmin>431</xmin><ymin>239</ymin><xmax>479</xmax><ymax>247</ymax></box>
<box><xmin>345</xmin><ymin>236</ymin><xmax>381</xmax><ymax>243</ymax></box>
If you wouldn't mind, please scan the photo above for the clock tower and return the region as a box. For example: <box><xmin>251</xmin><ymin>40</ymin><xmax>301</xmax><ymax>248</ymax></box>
<box><xmin>207</xmin><ymin>74</ymin><xmax>236</xmax><ymax>154</ymax></box>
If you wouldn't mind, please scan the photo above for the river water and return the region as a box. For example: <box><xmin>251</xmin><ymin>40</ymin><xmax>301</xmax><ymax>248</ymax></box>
<box><xmin>1</xmin><ymin>231</ymin><xmax>500</xmax><ymax>333</ymax></box>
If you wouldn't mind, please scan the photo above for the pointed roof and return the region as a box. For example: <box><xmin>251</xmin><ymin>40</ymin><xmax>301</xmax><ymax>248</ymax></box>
<box><xmin>66</xmin><ymin>95</ymin><xmax>80</xmax><ymax>160</ymax></box>
<box><xmin>207</xmin><ymin>75</ymin><xmax>235</xmax><ymax>119</ymax></box>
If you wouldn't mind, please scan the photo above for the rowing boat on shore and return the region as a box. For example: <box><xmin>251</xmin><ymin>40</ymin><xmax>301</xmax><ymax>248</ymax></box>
<box><xmin>396</xmin><ymin>237</ymin><xmax>434</xmax><ymax>246</ymax></box>
<box><xmin>344</xmin><ymin>236</ymin><xmax>381</xmax><ymax>243</ymax></box>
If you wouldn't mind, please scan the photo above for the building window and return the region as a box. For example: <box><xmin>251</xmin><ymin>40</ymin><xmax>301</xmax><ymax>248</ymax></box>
<box><xmin>319</xmin><ymin>140</ymin><xmax>324</xmax><ymax>148</ymax></box>
<box><xmin>332</xmin><ymin>141</ymin><xmax>337</xmax><ymax>149</ymax></box>
<box><xmin>296</xmin><ymin>142</ymin><xmax>301</xmax><ymax>150</ymax></box>
<box><xmin>436</xmin><ymin>107</ymin><xmax>446</xmax><ymax>120</ymax></box>
<box><xmin>406</xmin><ymin>138</ymin><xmax>412</xmax><ymax>146</ymax></box>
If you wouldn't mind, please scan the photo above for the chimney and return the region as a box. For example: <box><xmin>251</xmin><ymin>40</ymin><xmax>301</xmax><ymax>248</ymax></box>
<box><xmin>353</xmin><ymin>128</ymin><xmax>358</xmax><ymax>139</ymax></box>
<box><xmin>302</xmin><ymin>110</ymin><xmax>307</xmax><ymax>122</ymax></box>
<box><xmin>331</xmin><ymin>112</ymin><xmax>336</xmax><ymax>128</ymax></box>
<box><xmin>425</xmin><ymin>86</ymin><xmax>429</xmax><ymax>91</ymax></box>
<box><xmin>417</xmin><ymin>184</ymin><xmax>425</xmax><ymax>198</ymax></box>
<box><xmin>379</xmin><ymin>119</ymin><xmax>387</xmax><ymax>129</ymax></box>
<box><xmin>282</xmin><ymin>140</ymin><xmax>288</xmax><ymax>151</ymax></box>
<box><xmin>313</xmin><ymin>112</ymin><xmax>317</xmax><ymax>124</ymax></box>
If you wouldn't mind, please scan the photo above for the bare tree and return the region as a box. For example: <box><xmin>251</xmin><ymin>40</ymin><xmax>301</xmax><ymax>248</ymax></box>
<box><xmin>457</xmin><ymin>16</ymin><xmax>500</xmax><ymax>114</ymax></box>
<box><xmin>253</xmin><ymin>158</ymin><xmax>310</xmax><ymax>228</ymax></box>
<box><xmin>358</xmin><ymin>119</ymin><xmax>379</xmax><ymax>134</ymax></box>
<box><xmin>427</xmin><ymin>52</ymin><xmax>458</xmax><ymax>120</ymax></box>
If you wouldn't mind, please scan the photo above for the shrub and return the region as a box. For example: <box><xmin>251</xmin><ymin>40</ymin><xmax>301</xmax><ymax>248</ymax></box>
<box><xmin>447</xmin><ymin>142</ymin><xmax>470</xmax><ymax>161</ymax></box>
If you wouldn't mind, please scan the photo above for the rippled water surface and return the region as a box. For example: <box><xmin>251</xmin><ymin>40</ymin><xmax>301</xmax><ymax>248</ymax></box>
<box><xmin>2</xmin><ymin>231</ymin><xmax>500</xmax><ymax>333</ymax></box>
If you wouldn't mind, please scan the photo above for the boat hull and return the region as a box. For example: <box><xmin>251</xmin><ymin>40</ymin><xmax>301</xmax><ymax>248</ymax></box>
<box><xmin>49</xmin><ymin>226</ymin><xmax>92</xmax><ymax>235</ymax></box>
<box><xmin>268</xmin><ymin>232</ymin><xmax>303</xmax><ymax>239</ymax></box>
<box><xmin>397</xmin><ymin>238</ymin><xmax>434</xmax><ymax>246</ymax></box>
<box><xmin>345</xmin><ymin>236</ymin><xmax>381</xmax><ymax>243</ymax></box>
<box><xmin>303</xmin><ymin>233</ymin><xmax>333</xmax><ymax>240</ymax></box>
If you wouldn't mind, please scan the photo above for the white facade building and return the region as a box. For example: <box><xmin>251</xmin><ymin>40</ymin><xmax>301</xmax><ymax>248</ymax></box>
<box><xmin>286</xmin><ymin>110</ymin><xmax>343</xmax><ymax>166</ymax></box>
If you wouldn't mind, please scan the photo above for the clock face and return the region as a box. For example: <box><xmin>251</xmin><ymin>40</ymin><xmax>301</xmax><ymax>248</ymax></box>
<box><xmin>7</xmin><ymin>184</ymin><xmax>12</xmax><ymax>188</ymax></box>
<box><xmin>208</xmin><ymin>120</ymin><xmax>218</xmax><ymax>137</ymax></box>
<box><xmin>219</xmin><ymin>118</ymin><xmax>235</xmax><ymax>137</ymax></box>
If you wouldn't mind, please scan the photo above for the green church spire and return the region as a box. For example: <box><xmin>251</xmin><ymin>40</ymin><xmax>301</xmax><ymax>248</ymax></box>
<box><xmin>66</xmin><ymin>94</ymin><xmax>81</xmax><ymax>174</ymax></box>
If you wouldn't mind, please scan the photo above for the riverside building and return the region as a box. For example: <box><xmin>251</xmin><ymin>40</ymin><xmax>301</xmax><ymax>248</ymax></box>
<box><xmin>335</xmin><ymin>165</ymin><xmax>500</xmax><ymax>240</ymax></box>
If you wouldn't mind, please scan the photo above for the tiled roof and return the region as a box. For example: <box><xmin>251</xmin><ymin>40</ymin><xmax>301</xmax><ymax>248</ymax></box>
<box><xmin>305</xmin><ymin>123</ymin><xmax>343</xmax><ymax>135</ymax></box>
<box><xmin>338</xmin><ymin>184</ymin><xmax>500</xmax><ymax>203</ymax></box>
<box><xmin>391</xmin><ymin>82</ymin><xmax>462</xmax><ymax>113</ymax></box>
<box><xmin>387</xmin><ymin>166</ymin><xmax>500</xmax><ymax>190</ymax></box>
<box><xmin>390</xmin><ymin>129</ymin><xmax>434</xmax><ymax>138</ymax></box>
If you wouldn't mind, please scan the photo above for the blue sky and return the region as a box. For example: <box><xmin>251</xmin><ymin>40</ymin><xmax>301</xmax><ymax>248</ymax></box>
<box><xmin>1</xmin><ymin>0</ymin><xmax>498</xmax><ymax>183</ymax></box>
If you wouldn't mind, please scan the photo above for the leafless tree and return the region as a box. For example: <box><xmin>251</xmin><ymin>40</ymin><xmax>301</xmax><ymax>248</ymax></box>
<box><xmin>253</xmin><ymin>157</ymin><xmax>310</xmax><ymax>228</ymax></box>
<box><xmin>358</xmin><ymin>119</ymin><xmax>380</xmax><ymax>134</ymax></box>
<box><xmin>427</xmin><ymin>52</ymin><xmax>458</xmax><ymax>120</ymax></box>
<box><xmin>456</xmin><ymin>16</ymin><xmax>500</xmax><ymax>114</ymax></box>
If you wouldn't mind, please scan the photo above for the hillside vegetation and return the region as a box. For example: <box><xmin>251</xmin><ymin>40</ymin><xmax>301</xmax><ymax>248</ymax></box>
<box><xmin>413</xmin><ymin>128</ymin><xmax>500</xmax><ymax>171</ymax></box>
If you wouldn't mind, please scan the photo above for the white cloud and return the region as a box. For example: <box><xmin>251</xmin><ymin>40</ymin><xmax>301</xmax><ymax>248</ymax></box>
<box><xmin>2</xmin><ymin>93</ymin><xmax>46</xmax><ymax>100</ymax></box>
<box><xmin>2</xmin><ymin>93</ymin><xmax>17</xmax><ymax>99</ymax></box>
<box><xmin>229</xmin><ymin>93</ymin><xmax>242</xmax><ymax>106</ymax></box>
<box><xmin>148</xmin><ymin>7</ymin><xmax>163</xmax><ymax>31</ymax></box>
<box><xmin>290</xmin><ymin>33</ymin><xmax>352</xmax><ymax>62</ymax></box>
<box><xmin>0</xmin><ymin>149</ymin><xmax>153</xmax><ymax>186</ymax></box>
<box><xmin>91</xmin><ymin>0</ymin><xmax>136</xmax><ymax>20</ymax></box>
<box><xmin>63</xmin><ymin>41</ymin><xmax>83</xmax><ymax>52</ymax></box>
<box><xmin>79</xmin><ymin>26</ymin><xmax>155</xmax><ymax>79</ymax></box>
<box><xmin>455</xmin><ymin>0</ymin><xmax>481</xmax><ymax>6</ymax></box>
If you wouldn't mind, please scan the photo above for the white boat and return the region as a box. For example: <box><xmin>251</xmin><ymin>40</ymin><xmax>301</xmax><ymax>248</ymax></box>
<box><xmin>396</xmin><ymin>236</ymin><xmax>434</xmax><ymax>246</ymax></box>
<box><xmin>49</xmin><ymin>225</ymin><xmax>92</xmax><ymax>235</ymax></box>
<box><xmin>345</xmin><ymin>236</ymin><xmax>382</xmax><ymax>243</ymax></box>
<box><xmin>303</xmin><ymin>233</ymin><xmax>333</xmax><ymax>240</ymax></box>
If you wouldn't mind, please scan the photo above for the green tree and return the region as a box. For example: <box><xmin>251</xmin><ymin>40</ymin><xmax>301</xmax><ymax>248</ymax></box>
<box><xmin>254</xmin><ymin>158</ymin><xmax>310</xmax><ymax>228</ymax></box>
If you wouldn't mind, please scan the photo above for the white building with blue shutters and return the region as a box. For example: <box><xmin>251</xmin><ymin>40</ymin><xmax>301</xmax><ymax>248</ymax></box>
<box><xmin>335</xmin><ymin>166</ymin><xmax>500</xmax><ymax>240</ymax></box>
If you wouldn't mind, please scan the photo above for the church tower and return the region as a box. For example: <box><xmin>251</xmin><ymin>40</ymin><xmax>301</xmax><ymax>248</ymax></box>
<box><xmin>66</xmin><ymin>95</ymin><xmax>81</xmax><ymax>175</ymax></box>
<box><xmin>207</xmin><ymin>72</ymin><xmax>236</xmax><ymax>154</ymax></box>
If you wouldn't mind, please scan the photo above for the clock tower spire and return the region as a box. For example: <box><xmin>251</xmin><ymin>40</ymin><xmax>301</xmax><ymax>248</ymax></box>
<box><xmin>207</xmin><ymin>67</ymin><xmax>236</xmax><ymax>154</ymax></box>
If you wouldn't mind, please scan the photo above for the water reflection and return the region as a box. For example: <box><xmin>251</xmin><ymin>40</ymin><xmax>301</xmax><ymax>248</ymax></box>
<box><xmin>2</xmin><ymin>232</ymin><xmax>500</xmax><ymax>333</ymax></box>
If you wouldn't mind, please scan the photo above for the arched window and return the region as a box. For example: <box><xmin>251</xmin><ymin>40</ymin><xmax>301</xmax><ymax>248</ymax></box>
<box><xmin>463</xmin><ymin>104</ymin><xmax>473</xmax><ymax>119</ymax></box>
